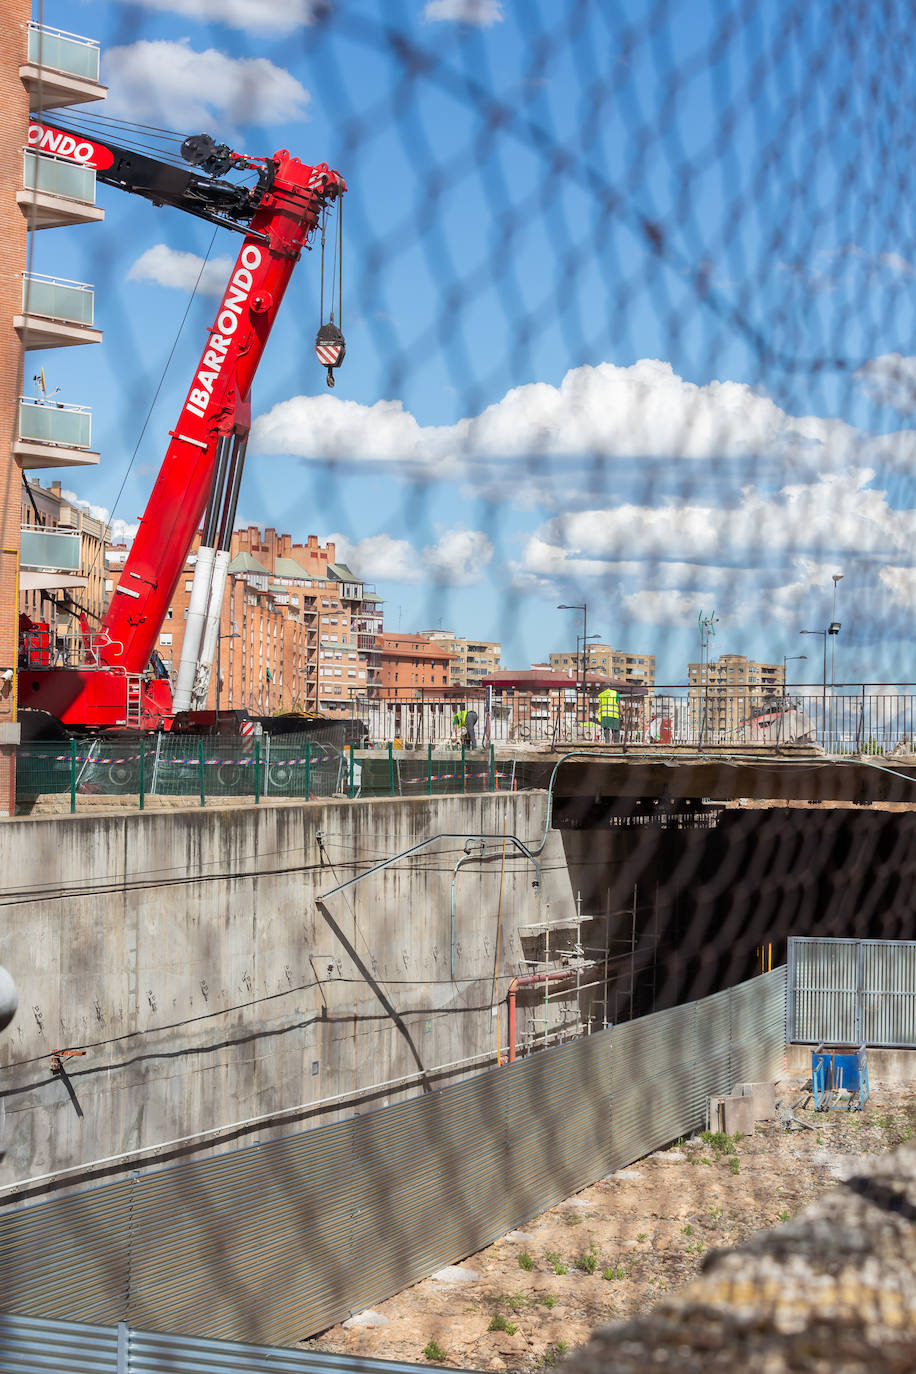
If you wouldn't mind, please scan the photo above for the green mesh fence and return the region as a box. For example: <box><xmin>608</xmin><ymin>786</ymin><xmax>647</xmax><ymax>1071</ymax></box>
<box><xmin>14</xmin><ymin>735</ymin><xmax>520</xmax><ymax>809</ymax></box>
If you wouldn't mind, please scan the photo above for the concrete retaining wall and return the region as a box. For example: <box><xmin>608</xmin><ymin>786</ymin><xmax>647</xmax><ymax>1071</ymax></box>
<box><xmin>0</xmin><ymin>792</ymin><xmax>576</xmax><ymax>1194</ymax></box>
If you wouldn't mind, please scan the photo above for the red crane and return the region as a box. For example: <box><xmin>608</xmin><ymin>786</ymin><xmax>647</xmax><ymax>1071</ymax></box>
<box><xmin>19</xmin><ymin>119</ymin><xmax>345</xmax><ymax>732</ymax></box>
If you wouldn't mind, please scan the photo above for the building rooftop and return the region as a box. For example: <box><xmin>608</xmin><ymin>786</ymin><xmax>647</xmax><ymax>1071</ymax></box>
<box><xmin>227</xmin><ymin>552</ymin><xmax>269</xmax><ymax>575</ymax></box>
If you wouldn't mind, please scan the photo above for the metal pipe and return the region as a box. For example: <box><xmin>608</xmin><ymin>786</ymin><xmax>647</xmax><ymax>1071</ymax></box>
<box><xmin>506</xmin><ymin>967</ymin><xmax>597</xmax><ymax>1063</ymax></box>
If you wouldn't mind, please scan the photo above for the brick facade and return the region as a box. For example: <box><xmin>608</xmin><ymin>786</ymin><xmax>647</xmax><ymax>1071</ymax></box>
<box><xmin>0</xmin><ymin>6</ymin><xmax>30</xmax><ymax>813</ymax></box>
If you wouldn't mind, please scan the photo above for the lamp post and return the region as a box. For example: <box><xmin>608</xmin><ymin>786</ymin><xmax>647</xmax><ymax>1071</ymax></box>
<box><xmin>831</xmin><ymin>574</ymin><xmax>843</xmax><ymax>689</ymax></box>
<box><xmin>800</xmin><ymin>629</ymin><xmax>827</xmax><ymax>747</ymax></box>
<box><xmin>558</xmin><ymin>603</ymin><xmax>587</xmax><ymax>729</ymax></box>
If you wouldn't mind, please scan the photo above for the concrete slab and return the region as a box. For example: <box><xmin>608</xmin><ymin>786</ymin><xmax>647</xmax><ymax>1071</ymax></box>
<box><xmin>741</xmin><ymin>1081</ymin><xmax>776</xmax><ymax>1120</ymax></box>
<box><xmin>721</xmin><ymin>1094</ymin><xmax>757</xmax><ymax>1137</ymax></box>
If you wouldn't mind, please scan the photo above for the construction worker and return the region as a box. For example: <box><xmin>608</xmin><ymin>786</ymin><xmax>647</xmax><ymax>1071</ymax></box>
<box><xmin>597</xmin><ymin>686</ymin><xmax>621</xmax><ymax>744</ymax></box>
<box><xmin>452</xmin><ymin>704</ymin><xmax>479</xmax><ymax>749</ymax></box>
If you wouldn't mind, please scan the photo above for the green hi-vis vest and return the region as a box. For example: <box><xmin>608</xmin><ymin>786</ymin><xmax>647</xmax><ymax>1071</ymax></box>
<box><xmin>597</xmin><ymin>689</ymin><xmax>620</xmax><ymax>722</ymax></box>
<box><xmin>453</xmin><ymin>710</ymin><xmax>468</xmax><ymax>727</ymax></box>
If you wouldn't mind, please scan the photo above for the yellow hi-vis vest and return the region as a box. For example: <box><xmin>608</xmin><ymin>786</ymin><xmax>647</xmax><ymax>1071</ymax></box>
<box><xmin>597</xmin><ymin>688</ymin><xmax>620</xmax><ymax>722</ymax></box>
<box><xmin>453</xmin><ymin>709</ymin><xmax>467</xmax><ymax>727</ymax></box>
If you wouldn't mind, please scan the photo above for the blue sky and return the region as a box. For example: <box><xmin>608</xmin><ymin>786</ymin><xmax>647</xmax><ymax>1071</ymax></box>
<box><xmin>29</xmin><ymin>0</ymin><xmax>916</xmax><ymax>684</ymax></box>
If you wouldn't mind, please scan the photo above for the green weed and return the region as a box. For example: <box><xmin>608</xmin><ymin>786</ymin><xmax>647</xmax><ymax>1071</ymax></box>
<box><xmin>488</xmin><ymin>1315</ymin><xmax>517</xmax><ymax>1335</ymax></box>
<box><xmin>424</xmin><ymin>1340</ymin><xmax>446</xmax><ymax>1363</ymax></box>
<box><xmin>518</xmin><ymin>1252</ymin><xmax>534</xmax><ymax>1272</ymax></box>
<box><xmin>729</xmin><ymin>1156</ymin><xmax>740</xmax><ymax>1175</ymax></box>
<box><xmin>602</xmin><ymin>1265</ymin><xmax>625</xmax><ymax>1281</ymax></box>
<box><xmin>575</xmin><ymin>1252</ymin><xmax>597</xmax><ymax>1274</ymax></box>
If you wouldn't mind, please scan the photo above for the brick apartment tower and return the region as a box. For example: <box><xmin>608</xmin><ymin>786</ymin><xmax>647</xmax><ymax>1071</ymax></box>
<box><xmin>0</xmin><ymin>5</ymin><xmax>30</xmax><ymax>815</ymax></box>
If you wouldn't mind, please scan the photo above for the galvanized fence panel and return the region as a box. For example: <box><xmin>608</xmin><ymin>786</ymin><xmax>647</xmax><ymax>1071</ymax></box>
<box><xmin>0</xmin><ymin>969</ymin><xmax>786</xmax><ymax>1349</ymax></box>
<box><xmin>788</xmin><ymin>936</ymin><xmax>916</xmax><ymax>1047</ymax></box>
<box><xmin>0</xmin><ymin>1314</ymin><xmax>119</xmax><ymax>1374</ymax></box>
<box><xmin>0</xmin><ymin>1313</ymin><xmax>481</xmax><ymax>1374</ymax></box>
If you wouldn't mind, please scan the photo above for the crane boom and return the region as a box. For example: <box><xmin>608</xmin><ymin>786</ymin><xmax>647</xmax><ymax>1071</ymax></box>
<box><xmin>19</xmin><ymin>120</ymin><xmax>345</xmax><ymax>731</ymax></box>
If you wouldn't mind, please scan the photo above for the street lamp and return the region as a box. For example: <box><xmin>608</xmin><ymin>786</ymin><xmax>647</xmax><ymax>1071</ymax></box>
<box><xmin>830</xmin><ymin>573</ymin><xmax>843</xmax><ymax>688</ymax></box>
<box><xmin>558</xmin><ymin>603</ymin><xmax>587</xmax><ymax>727</ymax></box>
<box><xmin>800</xmin><ymin>629</ymin><xmax>827</xmax><ymax>746</ymax></box>
<box><xmin>783</xmin><ymin>653</ymin><xmax>807</xmax><ymax>682</ymax></box>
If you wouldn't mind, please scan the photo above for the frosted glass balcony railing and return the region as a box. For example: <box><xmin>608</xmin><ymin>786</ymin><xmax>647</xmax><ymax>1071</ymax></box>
<box><xmin>22</xmin><ymin>273</ymin><xmax>94</xmax><ymax>326</ymax></box>
<box><xmin>19</xmin><ymin>399</ymin><xmax>92</xmax><ymax>449</ymax></box>
<box><xmin>20</xmin><ymin>526</ymin><xmax>81</xmax><ymax>572</ymax></box>
<box><xmin>23</xmin><ymin>150</ymin><xmax>96</xmax><ymax>205</ymax></box>
<box><xmin>27</xmin><ymin>23</ymin><xmax>100</xmax><ymax>82</ymax></box>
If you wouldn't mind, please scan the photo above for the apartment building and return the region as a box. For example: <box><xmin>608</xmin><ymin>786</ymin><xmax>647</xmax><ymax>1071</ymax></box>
<box><xmin>20</xmin><ymin>478</ymin><xmax>110</xmax><ymax>648</ymax></box>
<box><xmin>548</xmin><ymin>643</ymin><xmax>655</xmax><ymax>687</ymax></box>
<box><xmin>106</xmin><ymin>528</ymin><xmax>383</xmax><ymax>716</ymax></box>
<box><xmin>424</xmin><ymin>631</ymin><xmax>500</xmax><ymax>687</ymax></box>
<box><xmin>376</xmin><ymin>633</ymin><xmax>453</xmax><ymax>698</ymax></box>
<box><xmin>687</xmin><ymin>653</ymin><xmax>785</xmax><ymax>739</ymax></box>
<box><xmin>1</xmin><ymin>15</ymin><xmax>106</xmax><ymax>810</ymax></box>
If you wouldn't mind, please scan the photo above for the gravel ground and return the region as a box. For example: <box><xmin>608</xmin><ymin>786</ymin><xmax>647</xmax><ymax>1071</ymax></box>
<box><xmin>300</xmin><ymin>1080</ymin><xmax>916</xmax><ymax>1371</ymax></box>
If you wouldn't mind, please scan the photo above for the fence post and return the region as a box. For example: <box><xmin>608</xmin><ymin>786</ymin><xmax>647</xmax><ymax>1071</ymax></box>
<box><xmin>461</xmin><ymin>742</ymin><xmax>466</xmax><ymax>793</ymax></box>
<box><xmin>427</xmin><ymin>742</ymin><xmax>432</xmax><ymax>795</ymax></box>
<box><xmin>139</xmin><ymin>740</ymin><xmax>145</xmax><ymax>811</ymax></box>
<box><xmin>69</xmin><ymin>739</ymin><xmax>76</xmax><ymax>814</ymax></box>
<box><xmin>254</xmin><ymin>739</ymin><xmax>261</xmax><ymax>804</ymax></box>
<box><xmin>348</xmin><ymin>742</ymin><xmax>355</xmax><ymax>799</ymax></box>
<box><xmin>388</xmin><ymin>741</ymin><xmax>394</xmax><ymax>796</ymax></box>
<box><xmin>198</xmin><ymin>738</ymin><xmax>205</xmax><ymax>807</ymax></box>
<box><xmin>488</xmin><ymin>743</ymin><xmax>495</xmax><ymax>791</ymax></box>
<box><xmin>305</xmin><ymin>741</ymin><xmax>311</xmax><ymax>799</ymax></box>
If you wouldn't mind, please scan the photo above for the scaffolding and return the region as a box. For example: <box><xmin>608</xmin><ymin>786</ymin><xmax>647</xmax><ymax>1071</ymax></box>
<box><xmin>515</xmin><ymin>886</ymin><xmax>658</xmax><ymax>1054</ymax></box>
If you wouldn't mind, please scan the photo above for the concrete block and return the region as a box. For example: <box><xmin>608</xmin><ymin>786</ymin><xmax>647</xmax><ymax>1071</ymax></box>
<box><xmin>721</xmin><ymin>1094</ymin><xmax>756</xmax><ymax>1137</ymax></box>
<box><xmin>0</xmin><ymin>723</ymin><xmax>20</xmax><ymax>744</ymax></box>
<box><xmin>742</xmin><ymin>1081</ymin><xmax>776</xmax><ymax>1120</ymax></box>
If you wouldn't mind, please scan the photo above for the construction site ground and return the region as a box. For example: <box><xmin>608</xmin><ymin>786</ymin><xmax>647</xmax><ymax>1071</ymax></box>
<box><xmin>301</xmin><ymin>1079</ymin><xmax>916</xmax><ymax>1371</ymax></box>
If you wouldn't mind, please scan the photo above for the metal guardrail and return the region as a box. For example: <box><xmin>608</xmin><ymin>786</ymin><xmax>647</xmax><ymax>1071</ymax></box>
<box><xmin>0</xmin><ymin>969</ymin><xmax>786</xmax><ymax>1348</ymax></box>
<box><xmin>788</xmin><ymin>936</ymin><xmax>916</xmax><ymax>1047</ymax></box>
<box><xmin>351</xmin><ymin>689</ymin><xmax>916</xmax><ymax>753</ymax></box>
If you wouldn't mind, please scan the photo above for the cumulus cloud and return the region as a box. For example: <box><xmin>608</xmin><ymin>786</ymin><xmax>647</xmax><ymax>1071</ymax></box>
<box><xmin>424</xmin><ymin>0</ymin><xmax>504</xmax><ymax>23</ymax></box>
<box><xmin>125</xmin><ymin>0</ymin><xmax>326</xmax><ymax>33</ymax></box>
<box><xmin>330</xmin><ymin>529</ymin><xmax>492</xmax><ymax>586</ymax></box>
<box><xmin>520</xmin><ymin>471</ymin><xmax>916</xmax><ymax>574</ymax></box>
<box><xmin>103</xmin><ymin>41</ymin><xmax>310</xmax><ymax>129</ymax></box>
<box><xmin>252</xmin><ymin>359</ymin><xmax>916</xmax><ymax>481</ymax></box>
<box><xmin>127</xmin><ymin>245</ymin><xmax>235</xmax><ymax>297</ymax></box>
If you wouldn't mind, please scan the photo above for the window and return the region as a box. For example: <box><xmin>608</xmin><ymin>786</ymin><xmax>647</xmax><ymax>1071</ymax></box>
<box><xmin>347</xmin><ymin>669</ymin><xmax>356</xmax><ymax>678</ymax></box>
<box><xmin>104</xmin><ymin>578</ymin><xmax>113</xmax><ymax>592</ymax></box>
<box><xmin>321</xmin><ymin>617</ymin><xmax>330</xmax><ymax>624</ymax></box>
<box><xmin>334</xmin><ymin>668</ymin><xmax>342</xmax><ymax>677</ymax></box>
<box><xmin>358</xmin><ymin>670</ymin><xmax>366</xmax><ymax>679</ymax></box>
<box><xmin>185</xmin><ymin>581</ymin><xmax>193</xmax><ymax>592</ymax></box>
<box><xmin>165</xmin><ymin>608</ymin><xmax>173</xmax><ymax>619</ymax></box>
<box><xmin>159</xmin><ymin>633</ymin><xmax>173</xmax><ymax>646</ymax></box>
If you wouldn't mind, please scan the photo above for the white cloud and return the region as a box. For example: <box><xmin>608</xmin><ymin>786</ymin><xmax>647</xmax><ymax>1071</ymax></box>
<box><xmin>125</xmin><ymin>0</ymin><xmax>326</xmax><ymax>34</ymax></box>
<box><xmin>878</xmin><ymin>566</ymin><xmax>916</xmax><ymax>607</ymax></box>
<box><xmin>424</xmin><ymin>0</ymin><xmax>504</xmax><ymax>23</ymax></box>
<box><xmin>103</xmin><ymin>41</ymin><xmax>310</xmax><ymax>129</ymax></box>
<box><xmin>127</xmin><ymin>245</ymin><xmax>235</xmax><ymax>297</ymax></box>
<box><xmin>855</xmin><ymin>353</ymin><xmax>916</xmax><ymax>412</ymax></box>
<box><xmin>61</xmin><ymin>490</ymin><xmax>138</xmax><ymax>544</ymax></box>
<box><xmin>330</xmin><ymin>529</ymin><xmax>492</xmax><ymax>586</ymax></box>
<box><xmin>252</xmin><ymin>358</ymin><xmax>916</xmax><ymax>481</ymax></box>
<box><xmin>521</xmin><ymin>470</ymin><xmax>916</xmax><ymax>571</ymax></box>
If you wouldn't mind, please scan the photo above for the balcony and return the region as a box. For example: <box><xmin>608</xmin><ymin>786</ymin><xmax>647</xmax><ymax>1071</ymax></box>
<box><xmin>21</xmin><ymin>23</ymin><xmax>106</xmax><ymax>112</ymax></box>
<box><xmin>12</xmin><ymin>398</ymin><xmax>100</xmax><ymax>470</ymax></box>
<box><xmin>18</xmin><ymin>150</ymin><xmax>104</xmax><ymax>231</ymax></box>
<box><xmin>14</xmin><ymin>272</ymin><xmax>102</xmax><ymax>351</ymax></box>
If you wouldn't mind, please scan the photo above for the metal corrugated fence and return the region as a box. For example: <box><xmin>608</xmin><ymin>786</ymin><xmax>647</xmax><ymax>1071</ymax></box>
<box><xmin>788</xmin><ymin>937</ymin><xmax>916</xmax><ymax>1046</ymax></box>
<box><xmin>0</xmin><ymin>969</ymin><xmax>786</xmax><ymax>1350</ymax></box>
<box><xmin>0</xmin><ymin>1314</ymin><xmax>480</xmax><ymax>1374</ymax></box>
